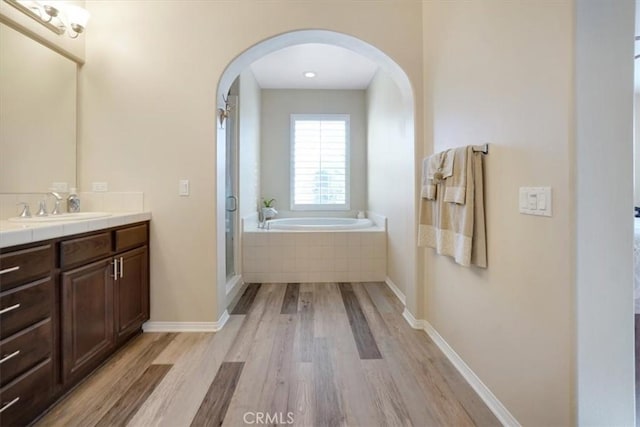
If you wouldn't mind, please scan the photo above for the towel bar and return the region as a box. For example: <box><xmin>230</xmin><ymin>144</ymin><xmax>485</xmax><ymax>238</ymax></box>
<box><xmin>472</xmin><ymin>144</ymin><xmax>489</xmax><ymax>154</ymax></box>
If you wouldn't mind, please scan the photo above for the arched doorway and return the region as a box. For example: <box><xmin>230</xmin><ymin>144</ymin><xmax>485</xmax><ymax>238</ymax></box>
<box><xmin>214</xmin><ymin>29</ymin><xmax>418</xmax><ymax>319</ymax></box>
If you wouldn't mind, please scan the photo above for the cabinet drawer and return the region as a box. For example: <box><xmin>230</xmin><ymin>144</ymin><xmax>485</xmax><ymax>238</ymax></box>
<box><xmin>115</xmin><ymin>224</ymin><xmax>148</xmax><ymax>252</ymax></box>
<box><xmin>0</xmin><ymin>359</ymin><xmax>52</xmax><ymax>427</ymax></box>
<box><xmin>60</xmin><ymin>232</ymin><xmax>111</xmax><ymax>269</ymax></box>
<box><xmin>0</xmin><ymin>244</ymin><xmax>53</xmax><ymax>292</ymax></box>
<box><xmin>0</xmin><ymin>278</ymin><xmax>53</xmax><ymax>340</ymax></box>
<box><xmin>0</xmin><ymin>319</ymin><xmax>52</xmax><ymax>387</ymax></box>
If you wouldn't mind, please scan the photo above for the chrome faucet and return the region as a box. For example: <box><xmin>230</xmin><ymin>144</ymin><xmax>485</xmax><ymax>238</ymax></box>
<box><xmin>17</xmin><ymin>202</ymin><xmax>31</xmax><ymax>218</ymax></box>
<box><xmin>49</xmin><ymin>192</ymin><xmax>63</xmax><ymax>215</ymax></box>
<box><xmin>36</xmin><ymin>200</ymin><xmax>48</xmax><ymax>217</ymax></box>
<box><xmin>259</xmin><ymin>207</ymin><xmax>278</xmax><ymax>229</ymax></box>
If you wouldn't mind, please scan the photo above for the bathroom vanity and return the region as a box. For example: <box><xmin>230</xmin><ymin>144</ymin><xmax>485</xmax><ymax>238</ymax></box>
<box><xmin>0</xmin><ymin>214</ymin><xmax>150</xmax><ymax>425</ymax></box>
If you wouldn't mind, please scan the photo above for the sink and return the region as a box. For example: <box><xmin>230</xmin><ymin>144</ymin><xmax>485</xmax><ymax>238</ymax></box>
<box><xmin>8</xmin><ymin>212</ymin><xmax>113</xmax><ymax>223</ymax></box>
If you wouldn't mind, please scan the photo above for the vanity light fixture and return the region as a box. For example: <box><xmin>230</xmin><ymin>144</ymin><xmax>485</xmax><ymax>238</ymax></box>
<box><xmin>4</xmin><ymin>0</ymin><xmax>90</xmax><ymax>38</ymax></box>
<box><xmin>303</xmin><ymin>71</ymin><xmax>317</xmax><ymax>78</ymax></box>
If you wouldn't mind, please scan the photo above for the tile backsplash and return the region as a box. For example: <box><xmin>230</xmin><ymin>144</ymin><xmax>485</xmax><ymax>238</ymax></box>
<box><xmin>0</xmin><ymin>192</ymin><xmax>144</xmax><ymax>220</ymax></box>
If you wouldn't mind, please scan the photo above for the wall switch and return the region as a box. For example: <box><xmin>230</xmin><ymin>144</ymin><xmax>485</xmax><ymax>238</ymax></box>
<box><xmin>51</xmin><ymin>182</ymin><xmax>68</xmax><ymax>192</ymax></box>
<box><xmin>179</xmin><ymin>179</ymin><xmax>190</xmax><ymax>196</ymax></box>
<box><xmin>92</xmin><ymin>182</ymin><xmax>108</xmax><ymax>192</ymax></box>
<box><xmin>519</xmin><ymin>187</ymin><xmax>552</xmax><ymax>217</ymax></box>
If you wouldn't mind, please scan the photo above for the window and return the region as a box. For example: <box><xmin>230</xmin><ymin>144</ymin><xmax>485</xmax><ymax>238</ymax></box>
<box><xmin>290</xmin><ymin>114</ymin><xmax>350</xmax><ymax>210</ymax></box>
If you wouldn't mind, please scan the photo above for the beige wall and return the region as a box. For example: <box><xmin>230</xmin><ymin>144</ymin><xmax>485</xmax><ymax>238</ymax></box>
<box><xmin>79</xmin><ymin>0</ymin><xmax>424</xmax><ymax>323</ymax></box>
<box><xmin>366</xmin><ymin>71</ymin><xmax>412</xmax><ymax>297</ymax></box>
<box><xmin>422</xmin><ymin>2</ymin><xmax>573</xmax><ymax>425</ymax></box>
<box><xmin>260</xmin><ymin>89</ymin><xmax>366</xmax><ymax>213</ymax></box>
<box><xmin>0</xmin><ymin>23</ymin><xmax>76</xmax><ymax>193</ymax></box>
<box><xmin>238</xmin><ymin>70</ymin><xmax>261</xmax><ymax>220</ymax></box>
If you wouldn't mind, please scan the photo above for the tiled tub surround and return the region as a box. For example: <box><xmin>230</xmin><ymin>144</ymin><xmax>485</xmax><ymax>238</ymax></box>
<box><xmin>242</xmin><ymin>216</ymin><xmax>387</xmax><ymax>283</ymax></box>
<box><xmin>0</xmin><ymin>211</ymin><xmax>151</xmax><ymax>248</ymax></box>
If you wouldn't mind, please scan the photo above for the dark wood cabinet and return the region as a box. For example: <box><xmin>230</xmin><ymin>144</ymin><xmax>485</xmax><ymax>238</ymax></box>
<box><xmin>0</xmin><ymin>220</ymin><xmax>150</xmax><ymax>425</ymax></box>
<box><xmin>114</xmin><ymin>246</ymin><xmax>148</xmax><ymax>342</ymax></box>
<box><xmin>61</xmin><ymin>258</ymin><xmax>115</xmax><ymax>384</ymax></box>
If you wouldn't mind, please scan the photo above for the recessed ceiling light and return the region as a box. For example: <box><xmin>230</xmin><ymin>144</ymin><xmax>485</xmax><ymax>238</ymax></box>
<box><xmin>303</xmin><ymin>71</ymin><xmax>316</xmax><ymax>78</ymax></box>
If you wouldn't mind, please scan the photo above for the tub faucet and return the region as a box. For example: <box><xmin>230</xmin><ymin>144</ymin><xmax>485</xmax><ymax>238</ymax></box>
<box><xmin>49</xmin><ymin>192</ymin><xmax>63</xmax><ymax>215</ymax></box>
<box><xmin>259</xmin><ymin>207</ymin><xmax>278</xmax><ymax>229</ymax></box>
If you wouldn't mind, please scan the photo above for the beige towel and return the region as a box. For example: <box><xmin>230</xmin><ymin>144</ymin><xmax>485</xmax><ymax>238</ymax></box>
<box><xmin>418</xmin><ymin>146</ymin><xmax>487</xmax><ymax>268</ymax></box>
<box><xmin>421</xmin><ymin>150</ymin><xmax>455</xmax><ymax>200</ymax></box>
<box><xmin>443</xmin><ymin>147</ymin><xmax>467</xmax><ymax>204</ymax></box>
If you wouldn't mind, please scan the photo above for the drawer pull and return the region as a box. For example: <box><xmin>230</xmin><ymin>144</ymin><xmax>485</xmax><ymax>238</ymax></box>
<box><xmin>0</xmin><ymin>304</ymin><xmax>20</xmax><ymax>315</ymax></box>
<box><xmin>0</xmin><ymin>266</ymin><xmax>19</xmax><ymax>275</ymax></box>
<box><xmin>0</xmin><ymin>397</ymin><xmax>19</xmax><ymax>413</ymax></box>
<box><xmin>0</xmin><ymin>350</ymin><xmax>20</xmax><ymax>364</ymax></box>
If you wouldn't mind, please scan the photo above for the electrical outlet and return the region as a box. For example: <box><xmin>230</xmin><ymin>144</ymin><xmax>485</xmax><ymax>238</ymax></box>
<box><xmin>51</xmin><ymin>182</ymin><xmax>68</xmax><ymax>192</ymax></box>
<box><xmin>92</xmin><ymin>182</ymin><xmax>108</xmax><ymax>192</ymax></box>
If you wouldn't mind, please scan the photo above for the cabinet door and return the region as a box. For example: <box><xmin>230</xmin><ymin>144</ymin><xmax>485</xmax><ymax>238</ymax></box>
<box><xmin>61</xmin><ymin>259</ymin><xmax>114</xmax><ymax>384</ymax></box>
<box><xmin>114</xmin><ymin>246</ymin><xmax>148</xmax><ymax>341</ymax></box>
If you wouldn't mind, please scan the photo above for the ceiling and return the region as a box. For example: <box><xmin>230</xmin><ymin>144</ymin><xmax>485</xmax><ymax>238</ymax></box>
<box><xmin>249</xmin><ymin>43</ymin><xmax>379</xmax><ymax>90</ymax></box>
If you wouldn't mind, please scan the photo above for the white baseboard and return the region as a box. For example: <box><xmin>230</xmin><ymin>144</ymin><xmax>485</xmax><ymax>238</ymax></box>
<box><xmin>225</xmin><ymin>274</ymin><xmax>243</xmax><ymax>295</ymax></box>
<box><xmin>143</xmin><ymin>309</ymin><xmax>230</xmax><ymax>333</ymax></box>
<box><xmin>402</xmin><ymin>308</ymin><xmax>520</xmax><ymax>427</ymax></box>
<box><xmin>385</xmin><ymin>277</ymin><xmax>406</xmax><ymax>305</ymax></box>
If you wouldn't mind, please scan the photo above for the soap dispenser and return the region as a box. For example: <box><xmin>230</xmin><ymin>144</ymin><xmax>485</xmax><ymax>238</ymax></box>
<box><xmin>67</xmin><ymin>188</ymin><xmax>80</xmax><ymax>213</ymax></box>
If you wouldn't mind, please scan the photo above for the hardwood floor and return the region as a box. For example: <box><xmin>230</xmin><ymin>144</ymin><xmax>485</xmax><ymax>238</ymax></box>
<box><xmin>35</xmin><ymin>282</ymin><xmax>500</xmax><ymax>427</ymax></box>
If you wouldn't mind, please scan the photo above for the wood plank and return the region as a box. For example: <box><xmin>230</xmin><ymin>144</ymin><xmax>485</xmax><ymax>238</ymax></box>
<box><xmin>287</xmin><ymin>362</ymin><xmax>314</xmax><ymax>426</ymax></box>
<box><xmin>322</xmin><ymin>283</ymin><xmax>380</xmax><ymax>427</ymax></box>
<box><xmin>222</xmin><ymin>286</ymin><xmax>288</xmax><ymax>425</ymax></box>
<box><xmin>312</xmin><ymin>337</ymin><xmax>344</xmax><ymax>427</ymax></box>
<box><xmin>95</xmin><ymin>364</ymin><xmax>171</xmax><ymax>427</ymax></box>
<box><xmin>354</xmin><ymin>283</ymin><xmax>443</xmax><ymax>426</ymax></box>
<box><xmin>281</xmin><ymin>283</ymin><xmax>300</xmax><ymax>314</ymax></box>
<box><xmin>36</xmin><ymin>333</ymin><xmax>176</xmax><ymax>427</ymax></box>
<box><xmin>152</xmin><ymin>332</ymin><xmax>209</xmax><ymax>365</ymax></box>
<box><xmin>363</xmin><ymin>281</ymin><xmax>396</xmax><ymax>314</ymax></box>
<box><xmin>338</xmin><ymin>283</ymin><xmax>382</xmax><ymax>360</ymax></box>
<box><xmin>225</xmin><ymin>284</ymin><xmax>280</xmax><ymax>362</ymax></box>
<box><xmin>265</xmin><ymin>315</ymin><xmax>297</xmax><ymax>415</ymax></box>
<box><xmin>190</xmin><ymin>362</ymin><xmax>244</xmax><ymax>427</ymax></box>
<box><xmin>295</xmin><ymin>291</ymin><xmax>314</xmax><ymax>362</ymax></box>
<box><xmin>361</xmin><ymin>359</ymin><xmax>413</xmax><ymax>426</ymax></box>
<box><xmin>231</xmin><ymin>283</ymin><xmax>261</xmax><ymax>314</ymax></box>
<box><xmin>128</xmin><ymin>316</ymin><xmax>244</xmax><ymax>427</ymax></box>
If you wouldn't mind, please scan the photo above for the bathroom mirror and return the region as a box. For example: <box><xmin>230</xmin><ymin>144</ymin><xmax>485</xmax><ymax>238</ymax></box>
<box><xmin>0</xmin><ymin>22</ymin><xmax>77</xmax><ymax>193</ymax></box>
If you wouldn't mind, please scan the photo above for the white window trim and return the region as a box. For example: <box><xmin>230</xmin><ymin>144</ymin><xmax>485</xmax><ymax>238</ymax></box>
<box><xmin>290</xmin><ymin>114</ymin><xmax>351</xmax><ymax>211</ymax></box>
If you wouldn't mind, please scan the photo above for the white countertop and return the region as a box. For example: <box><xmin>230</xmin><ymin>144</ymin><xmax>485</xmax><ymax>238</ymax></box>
<box><xmin>0</xmin><ymin>212</ymin><xmax>151</xmax><ymax>249</ymax></box>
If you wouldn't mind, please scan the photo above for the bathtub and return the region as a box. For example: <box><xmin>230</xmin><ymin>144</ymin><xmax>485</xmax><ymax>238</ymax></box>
<box><xmin>242</xmin><ymin>214</ymin><xmax>386</xmax><ymax>283</ymax></box>
<box><xmin>267</xmin><ymin>217</ymin><xmax>374</xmax><ymax>231</ymax></box>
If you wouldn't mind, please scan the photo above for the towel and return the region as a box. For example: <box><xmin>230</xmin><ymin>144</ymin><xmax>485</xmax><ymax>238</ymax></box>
<box><xmin>421</xmin><ymin>150</ymin><xmax>455</xmax><ymax>200</ymax></box>
<box><xmin>418</xmin><ymin>146</ymin><xmax>487</xmax><ymax>268</ymax></box>
<box><xmin>443</xmin><ymin>147</ymin><xmax>467</xmax><ymax>205</ymax></box>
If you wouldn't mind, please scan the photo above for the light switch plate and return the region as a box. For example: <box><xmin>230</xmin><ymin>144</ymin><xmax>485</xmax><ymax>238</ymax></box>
<box><xmin>519</xmin><ymin>187</ymin><xmax>552</xmax><ymax>217</ymax></box>
<box><xmin>92</xmin><ymin>182</ymin><xmax>108</xmax><ymax>192</ymax></box>
<box><xmin>179</xmin><ymin>179</ymin><xmax>190</xmax><ymax>196</ymax></box>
